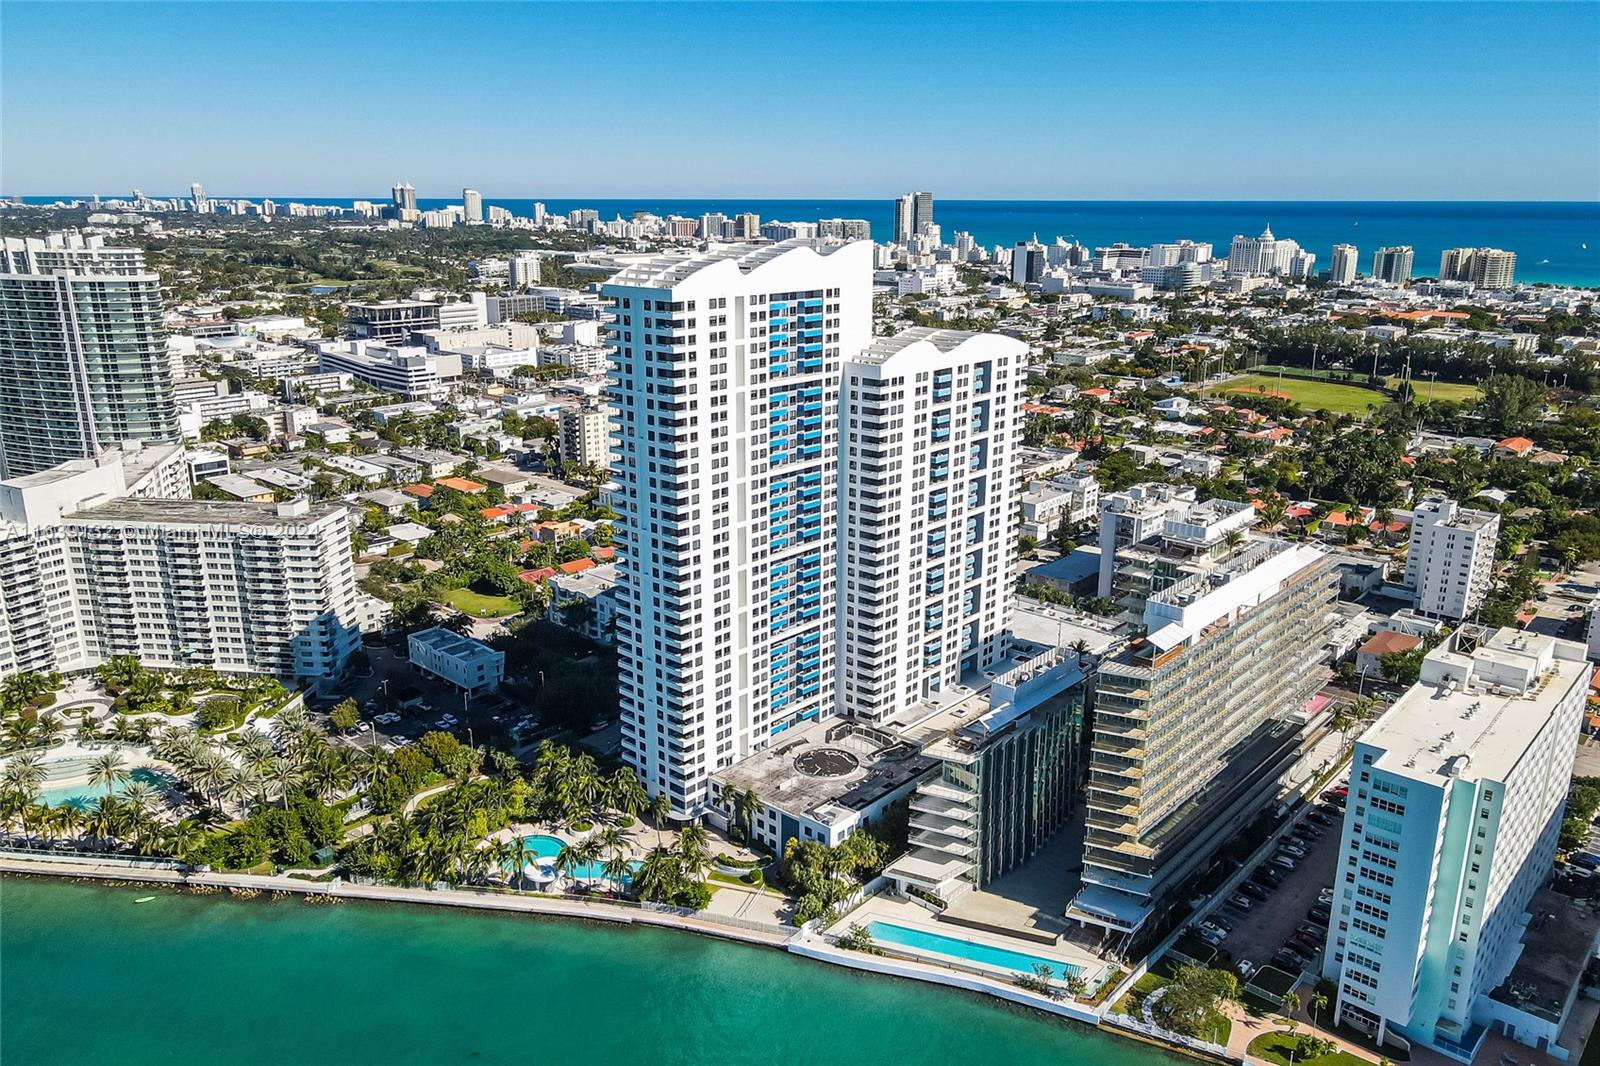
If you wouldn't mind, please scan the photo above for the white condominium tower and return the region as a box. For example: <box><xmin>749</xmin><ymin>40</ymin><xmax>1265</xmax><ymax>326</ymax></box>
<box><xmin>1439</xmin><ymin>247</ymin><xmax>1517</xmax><ymax>289</ymax></box>
<box><xmin>1331</xmin><ymin>243</ymin><xmax>1360</xmax><ymax>285</ymax></box>
<box><xmin>0</xmin><ymin>447</ymin><xmax>360</xmax><ymax>681</ymax></box>
<box><xmin>0</xmin><ymin>232</ymin><xmax>179</xmax><ymax>478</ymax></box>
<box><xmin>604</xmin><ymin>241</ymin><xmax>871</xmax><ymax>813</ymax></box>
<box><xmin>1372</xmin><ymin>245</ymin><xmax>1415</xmax><ymax>285</ymax></box>
<box><xmin>893</xmin><ymin>192</ymin><xmax>935</xmax><ymax>243</ymax></box>
<box><xmin>1322</xmin><ymin>628</ymin><xmax>1587</xmax><ymax>1060</ymax></box>
<box><xmin>839</xmin><ymin>328</ymin><xmax>1025</xmax><ymax>721</ymax></box>
<box><xmin>1403</xmin><ymin>495</ymin><xmax>1500</xmax><ymax>621</ymax></box>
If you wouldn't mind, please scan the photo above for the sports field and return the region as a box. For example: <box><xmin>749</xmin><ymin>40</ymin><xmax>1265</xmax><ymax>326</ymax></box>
<box><xmin>1207</xmin><ymin>374</ymin><xmax>1388</xmax><ymax>416</ymax></box>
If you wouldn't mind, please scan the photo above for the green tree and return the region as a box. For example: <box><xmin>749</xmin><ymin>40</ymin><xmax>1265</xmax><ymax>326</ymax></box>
<box><xmin>328</xmin><ymin>698</ymin><xmax>360</xmax><ymax>734</ymax></box>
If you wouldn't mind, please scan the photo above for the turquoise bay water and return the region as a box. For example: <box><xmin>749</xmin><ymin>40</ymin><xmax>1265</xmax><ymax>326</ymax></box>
<box><xmin>36</xmin><ymin>767</ymin><xmax>176</xmax><ymax>809</ymax></box>
<box><xmin>0</xmin><ymin>877</ymin><xmax>1177</xmax><ymax>1066</ymax></box>
<box><xmin>867</xmin><ymin>920</ymin><xmax>1084</xmax><ymax>980</ymax></box>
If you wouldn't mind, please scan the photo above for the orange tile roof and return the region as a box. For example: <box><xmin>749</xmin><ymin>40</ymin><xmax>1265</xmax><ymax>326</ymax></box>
<box><xmin>401</xmin><ymin>483</ymin><xmax>434</xmax><ymax>498</ymax></box>
<box><xmin>592</xmin><ymin>546</ymin><xmax>617</xmax><ymax>560</ymax></box>
<box><xmin>1495</xmin><ymin>436</ymin><xmax>1535</xmax><ymax>454</ymax></box>
<box><xmin>1360</xmin><ymin>631</ymin><xmax>1423</xmax><ymax>657</ymax></box>
<box><xmin>557</xmin><ymin>558</ymin><xmax>596</xmax><ymax>574</ymax></box>
<box><xmin>518</xmin><ymin>567</ymin><xmax>556</xmax><ymax>584</ymax></box>
<box><xmin>436</xmin><ymin>477</ymin><xmax>487</xmax><ymax>493</ymax></box>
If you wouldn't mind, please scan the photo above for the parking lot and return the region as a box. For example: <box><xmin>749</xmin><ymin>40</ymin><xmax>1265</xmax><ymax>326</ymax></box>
<box><xmin>1200</xmin><ymin>789</ymin><xmax>1347</xmax><ymax>977</ymax></box>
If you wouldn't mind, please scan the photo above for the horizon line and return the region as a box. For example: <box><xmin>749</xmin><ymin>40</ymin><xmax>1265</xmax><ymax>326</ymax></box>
<box><xmin>7</xmin><ymin>193</ymin><xmax>1600</xmax><ymax>206</ymax></box>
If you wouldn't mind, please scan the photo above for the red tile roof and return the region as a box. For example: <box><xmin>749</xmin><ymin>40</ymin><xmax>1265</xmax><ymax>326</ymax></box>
<box><xmin>1359</xmin><ymin>631</ymin><xmax>1422</xmax><ymax>657</ymax></box>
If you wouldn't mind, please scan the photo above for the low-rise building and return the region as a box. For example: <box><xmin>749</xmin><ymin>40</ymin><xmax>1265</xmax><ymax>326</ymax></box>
<box><xmin>407</xmin><ymin>626</ymin><xmax>504</xmax><ymax>696</ymax></box>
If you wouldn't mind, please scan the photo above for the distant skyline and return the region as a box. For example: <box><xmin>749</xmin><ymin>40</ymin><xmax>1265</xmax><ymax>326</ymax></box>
<box><xmin>2</xmin><ymin>2</ymin><xmax>1597</xmax><ymax>201</ymax></box>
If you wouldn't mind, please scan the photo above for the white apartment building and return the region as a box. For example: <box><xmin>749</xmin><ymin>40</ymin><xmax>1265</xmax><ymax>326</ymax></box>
<box><xmin>1322</xmin><ymin>628</ymin><xmax>1588</xmax><ymax>1061</ymax></box>
<box><xmin>408</xmin><ymin>626</ymin><xmax>504</xmax><ymax>696</ymax></box>
<box><xmin>1021</xmin><ymin>474</ymin><xmax>1100</xmax><ymax>540</ymax></box>
<box><xmin>1332</xmin><ymin>243</ymin><xmax>1360</xmax><ymax>285</ymax></box>
<box><xmin>0</xmin><ymin>451</ymin><xmax>359</xmax><ymax>682</ymax></box>
<box><xmin>316</xmin><ymin>339</ymin><xmax>462</xmax><ymax>401</ymax></box>
<box><xmin>558</xmin><ymin>403</ymin><xmax>613</xmax><ymax>469</ymax></box>
<box><xmin>603</xmin><ymin>240</ymin><xmax>871</xmax><ymax>815</ymax></box>
<box><xmin>1373</xmin><ymin>246</ymin><xmax>1416</xmax><ymax>286</ymax></box>
<box><xmin>1147</xmin><ymin>241</ymin><xmax>1214</xmax><ymax>268</ymax></box>
<box><xmin>1227</xmin><ymin>226</ymin><xmax>1306</xmax><ymax>277</ymax></box>
<box><xmin>838</xmin><ymin>328</ymin><xmax>1024</xmax><ymax>722</ymax></box>
<box><xmin>1403</xmin><ymin>496</ymin><xmax>1501</xmax><ymax>621</ymax></box>
<box><xmin>1440</xmin><ymin>248</ymin><xmax>1517</xmax><ymax>289</ymax></box>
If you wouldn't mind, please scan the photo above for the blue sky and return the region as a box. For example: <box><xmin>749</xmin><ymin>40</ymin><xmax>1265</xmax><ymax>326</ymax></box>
<box><xmin>3</xmin><ymin>2</ymin><xmax>1596</xmax><ymax>200</ymax></box>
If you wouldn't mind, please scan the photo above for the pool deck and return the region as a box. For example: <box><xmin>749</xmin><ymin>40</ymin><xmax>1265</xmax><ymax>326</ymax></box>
<box><xmin>826</xmin><ymin>895</ymin><xmax>1111</xmax><ymax>992</ymax></box>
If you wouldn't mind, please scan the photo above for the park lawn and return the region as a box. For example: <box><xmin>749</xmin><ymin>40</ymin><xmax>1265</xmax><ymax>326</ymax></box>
<box><xmin>1387</xmin><ymin>376</ymin><xmax>1483</xmax><ymax>404</ymax></box>
<box><xmin>1209</xmin><ymin>374</ymin><xmax>1388</xmax><ymax>417</ymax></box>
<box><xmin>1247</xmin><ymin>1030</ymin><xmax>1369</xmax><ymax>1066</ymax></box>
<box><xmin>443</xmin><ymin>587</ymin><xmax>520</xmax><ymax>617</ymax></box>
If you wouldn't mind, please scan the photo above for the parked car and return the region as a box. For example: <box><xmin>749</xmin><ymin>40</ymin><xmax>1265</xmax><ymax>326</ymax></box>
<box><xmin>1240</xmin><ymin>881</ymin><xmax>1269</xmax><ymax>901</ymax></box>
<box><xmin>1289</xmin><ymin>935</ymin><xmax>1322</xmax><ymax>956</ymax></box>
<box><xmin>1309</xmin><ymin>811</ymin><xmax>1334</xmax><ymax>826</ymax></box>
<box><xmin>1318</xmin><ymin>886</ymin><xmax>1335</xmax><ymax>904</ymax></box>
<box><xmin>1271</xmin><ymin>854</ymin><xmax>1298</xmax><ymax>871</ymax></box>
<box><xmin>1296</xmin><ymin>923</ymin><xmax>1326</xmax><ymax>943</ymax></box>
<box><xmin>1272</xmin><ymin>950</ymin><xmax>1307</xmax><ymax>971</ymax></box>
<box><xmin>1279</xmin><ymin>843</ymin><xmax>1308</xmax><ymax>859</ymax></box>
<box><xmin>1237</xmin><ymin>960</ymin><xmax>1256</xmax><ymax>980</ymax></box>
<box><xmin>1199</xmin><ymin>927</ymin><xmax>1226</xmax><ymax>946</ymax></box>
<box><xmin>1199</xmin><ymin>920</ymin><xmax>1229</xmax><ymax>939</ymax></box>
<box><xmin>1254</xmin><ymin>865</ymin><xmax>1285</xmax><ymax>885</ymax></box>
<box><xmin>1309</xmin><ymin>903</ymin><xmax>1332</xmax><ymax>923</ymax></box>
<box><xmin>1228</xmin><ymin>894</ymin><xmax>1255</xmax><ymax>912</ymax></box>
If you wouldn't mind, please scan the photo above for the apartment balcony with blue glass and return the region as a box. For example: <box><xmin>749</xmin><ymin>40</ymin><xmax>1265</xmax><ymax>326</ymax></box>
<box><xmin>923</xmin><ymin>643</ymin><xmax>943</xmax><ymax>667</ymax></box>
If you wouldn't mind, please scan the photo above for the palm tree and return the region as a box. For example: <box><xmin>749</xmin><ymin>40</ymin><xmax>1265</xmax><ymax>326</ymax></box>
<box><xmin>1282</xmin><ymin>990</ymin><xmax>1302</xmax><ymax>1038</ymax></box>
<box><xmin>504</xmin><ymin>835</ymin><xmax>534</xmax><ymax>888</ymax></box>
<box><xmin>263</xmin><ymin>756</ymin><xmax>301</xmax><ymax>809</ymax></box>
<box><xmin>1310</xmin><ymin>991</ymin><xmax>1328</xmax><ymax>1032</ymax></box>
<box><xmin>733</xmin><ymin>788</ymin><xmax>761</xmax><ymax>842</ymax></box>
<box><xmin>3</xmin><ymin>750</ymin><xmax>48</xmax><ymax>796</ymax></box>
<box><xmin>87</xmin><ymin>752</ymin><xmax>128</xmax><ymax>797</ymax></box>
<box><xmin>608</xmin><ymin>767</ymin><xmax>646</xmax><ymax>822</ymax></box>
<box><xmin>121</xmin><ymin>779</ymin><xmax>160</xmax><ymax>818</ymax></box>
<box><xmin>555</xmin><ymin>838</ymin><xmax>601</xmax><ymax>889</ymax></box>
<box><xmin>677</xmin><ymin>823</ymin><xmax>710</xmax><ymax>881</ymax></box>
<box><xmin>631</xmin><ymin>846</ymin><xmax>684</xmax><ymax>903</ymax></box>
<box><xmin>648</xmin><ymin>793</ymin><xmax>672</xmax><ymax>847</ymax></box>
<box><xmin>166</xmin><ymin>818</ymin><xmax>201</xmax><ymax>860</ymax></box>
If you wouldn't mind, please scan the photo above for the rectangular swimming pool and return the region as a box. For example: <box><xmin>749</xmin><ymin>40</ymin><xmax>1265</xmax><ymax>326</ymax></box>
<box><xmin>864</xmin><ymin>920</ymin><xmax>1083</xmax><ymax>980</ymax></box>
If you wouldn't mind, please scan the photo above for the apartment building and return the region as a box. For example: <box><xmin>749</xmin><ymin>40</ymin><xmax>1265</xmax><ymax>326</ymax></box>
<box><xmin>1096</xmin><ymin>483</ymin><xmax>1256</xmax><ymax>621</ymax></box>
<box><xmin>346</xmin><ymin>293</ymin><xmax>487</xmax><ymax>343</ymax></box>
<box><xmin>558</xmin><ymin>403</ymin><xmax>613</xmax><ymax>469</ymax></box>
<box><xmin>0</xmin><ymin>449</ymin><xmax>359</xmax><ymax>682</ymax></box>
<box><xmin>1403</xmin><ymin>496</ymin><xmax>1501</xmax><ymax>621</ymax></box>
<box><xmin>0</xmin><ymin>231</ymin><xmax>178</xmax><ymax>478</ymax></box>
<box><xmin>1331</xmin><ymin>244</ymin><xmax>1360</xmax><ymax>286</ymax></box>
<box><xmin>885</xmin><ymin>646</ymin><xmax>1088</xmax><ymax>903</ymax></box>
<box><xmin>1067</xmin><ymin>540</ymin><xmax>1337</xmax><ymax>947</ymax></box>
<box><xmin>316</xmin><ymin>339</ymin><xmax>462</xmax><ymax>401</ymax></box>
<box><xmin>1021</xmin><ymin>474</ymin><xmax>1100</xmax><ymax>541</ymax></box>
<box><xmin>1373</xmin><ymin>246</ymin><xmax>1416</xmax><ymax>286</ymax></box>
<box><xmin>1439</xmin><ymin>247</ymin><xmax>1517</xmax><ymax>289</ymax></box>
<box><xmin>603</xmin><ymin>240</ymin><xmax>871</xmax><ymax>814</ymax></box>
<box><xmin>838</xmin><ymin>329</ymin><xmax>1024</xmax><ymax>722</ymax></box>
<box><xmin>1322</xmin><ymin>628</ymin><xmax>1588</xmax><ymax>1062</ymax></box>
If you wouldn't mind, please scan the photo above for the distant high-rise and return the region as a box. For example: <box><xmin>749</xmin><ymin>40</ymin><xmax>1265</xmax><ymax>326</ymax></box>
<box><xmin>893</xmin><ymin>194</ymin><xmax>915</xmax><ymax>243</ymax></box>
<box><xmin>391</xmin><ymin>182</ymin><xmax>418</xmax><ymax>220</ymax></box>
<box><xmin>1227</xmin><ymin>225</ymin><xmax>1305</xmax><ymax>276</ymax></box>
<box><xmin>508</xmin><ymin>251</ymin><xmax>541</xmax><ymax>291</ymax></box>
<box><xmin>1371</xmin><ymin>246</ymin><xmax>1415</xmax><ymax>285</ymax></box>
<box><xmin>462</xmin><ymin>188</ymin><xmax>483</xmax><ymax>224</ymax></box>
<box><xmin>1403</xmin><ymin>495</ymin><xmax>1499</xmax><ymax>621</ymax></box>
<box><xmin>892</xmin><ymin>191</ymin><xmax>935</xmax><ymax>243</ymax></box>
<box><xmin>189</xmin><ymin>182</ymin><xmax>208</xmax><ymax>213</ymax></box>
<box><xmin>0</xmin><ymin>232</ymin><xmax>178</xmax><ymax>479</ymax></box>
<box><xmin>1439</xmin><ymin>246</ymin><xmax>1516</xmax><ymax>289</ymax></box>
<box><xmin>913</xmin><ymin>191</ymin><xmax>935</xmax><ymax>237</ymax></box>
<box><xmin>1011</xmin><ymin>237</ymin><xmax>1047</xmax><ymax>283</ymax></box>
<box><xmin>1330</xmin><ymin>243</ymin><xmax>1359</xmax><ymax>285</ymax></box>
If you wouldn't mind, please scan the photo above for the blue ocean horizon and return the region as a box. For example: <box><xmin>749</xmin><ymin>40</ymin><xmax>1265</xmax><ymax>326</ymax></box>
<box><xmin>19</xmin><ymin>196</ymin><xmax>1600</xmax><ymax>287</ymax></box>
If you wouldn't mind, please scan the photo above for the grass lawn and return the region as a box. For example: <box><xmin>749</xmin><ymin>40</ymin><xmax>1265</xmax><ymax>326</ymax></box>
<box><xmin>1247</xmin><ymin>1030</ymin><xmax>1370</xmax><ymax>1066</ymax></box>
<box><xmin>443</xmin><ymin>587</ymin><xmax>520</xmax><ymax>617</ymax></box>
<box><xmin>1209</xmin><ymin>374</ymin><xmax>1387</xmax><ymax>417</ymax></box>
<box><xmin>1392</xmin><ymin>376</ymin><xmax>1484</xmax><ymax>404</ymax></box>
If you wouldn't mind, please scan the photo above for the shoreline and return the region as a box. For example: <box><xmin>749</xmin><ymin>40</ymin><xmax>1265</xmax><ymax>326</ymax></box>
<box><xmin>0</xmin><ymin>855</ymin><xmax>1228</xmax><ymax>1062</ymax></box>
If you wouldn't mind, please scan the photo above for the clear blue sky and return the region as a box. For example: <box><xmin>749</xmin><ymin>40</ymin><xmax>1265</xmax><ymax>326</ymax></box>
<box><xmin>3</xmin><ymin>1</ymin><xmax>1596</xmax><ymax>200</ymax></box>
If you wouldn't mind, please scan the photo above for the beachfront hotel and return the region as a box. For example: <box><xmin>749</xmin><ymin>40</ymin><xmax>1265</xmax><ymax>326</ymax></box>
<box><xmin>1321</xmin><ymin>627</ymin><xmax>1593</xmax><ymax>1063</ymax></box>
<box><xmin>0</xmin><ymin>444</ymin><xmax>361</xmax><ymax>683</ymax></box>
<box><xmin>1067</xmin><ymin>537</ymin><xmax>1338</xmax><ymax>949</ymax></box>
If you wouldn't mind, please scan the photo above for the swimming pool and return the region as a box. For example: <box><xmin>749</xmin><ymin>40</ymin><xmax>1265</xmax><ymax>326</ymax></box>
<box><xmin>36</xmin><ymin>768</ymin><xmax>178</xmax><ymax>810</ymax></box>
<box><xmin>864</xmin><ymin>921</ymin><xmax>1083</xmax><ymax>981</ymax></box>
<box><xmin>512</xmin><ymin>834</ymin><xmax>640</xmax><ymax>883</ymax></box>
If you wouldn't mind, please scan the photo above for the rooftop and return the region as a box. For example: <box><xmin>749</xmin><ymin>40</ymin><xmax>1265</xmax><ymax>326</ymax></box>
<box><xmin>68</xmin><ymin>497</ymin><xmax>343</xmax><ymax>529</ymax></box>
<box><xmin>408</xmin><ymin>626</ymin><xmax>502</xmax><ymax>662</ymax></box>
<box><xmin>603</xmin><ymin>239</ymin><xmax>862</xmax><ymax>289</ymax></box>
<box><xmin>713</xmin><ymin>718</ymin><xmax>935</xmax><ymax>828</ymax></box>
<box><xmin>1363</xmin><ymin>627</ymin><xmax>1589</xmax><ymax>783</ymax></box>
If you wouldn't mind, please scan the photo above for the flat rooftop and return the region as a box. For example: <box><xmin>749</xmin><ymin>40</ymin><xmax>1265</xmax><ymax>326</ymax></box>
<box><xmin>1489</xmin><ymin>886</ymin><xmax>1600</xmax><ymax>1023</ymax></box>
<box><xmin>67</xmin><ymin>497</ymin><xmax>343</xmax><ymax>529</ymax></box>
<box><xmin>409</xmin><ymin>626</ymin><xmax>501</xmax><ymax>662</ymax></box>
<box><xmin>1366</xmin><ymin>628</ymin><xmax>1589</xmax><ymax>783</ymax></box>
<box><xmin>714</xmin><ymin>718</ymin><xmax>935</xmax><ymax>828</ymax></box>
<box><xmin>603</xmin><ymin>239</ymin><xmax>859</xmax><ymax>289</ymax></box>
<box><xmin>853</xmin><ymin>326</ymin><xmax>993</xmax><ymax>364</ymax></box>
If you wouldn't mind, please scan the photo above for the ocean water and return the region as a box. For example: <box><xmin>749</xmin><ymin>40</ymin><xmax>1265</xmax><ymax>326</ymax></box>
<box><xmin>0</xmin><ymin>877</ymin><xmax>1179</xmax><ymax>1066</ymax></box>
<box><xmin>24</xmin><ymin>195</ymin><xmax>1600</xmax><ymax>286</ymax></box>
